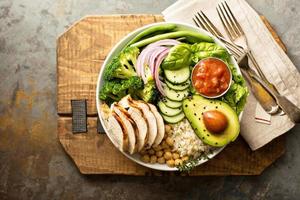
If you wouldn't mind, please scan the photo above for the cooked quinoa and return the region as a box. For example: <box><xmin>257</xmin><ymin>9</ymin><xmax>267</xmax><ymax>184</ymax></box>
<box><xmin>170</xmin><ymin>119</ymin><xmax>212</xmax><ymax>158</ymax></box>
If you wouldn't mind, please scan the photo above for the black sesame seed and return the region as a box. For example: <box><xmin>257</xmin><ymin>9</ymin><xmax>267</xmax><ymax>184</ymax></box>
<box><xmin>185</xmin><ymin>105</ymin><xmax>188</xmax><ymax>107</ymax></box>
<box><xmin>198</xmin><ymin>118</ymin><xmax>201</xmax><ymax>120</ymax></box>
<box><xmin>203</xmin><ymin>129</ymin><xmax>206</xmax><ymax>132</ymax></box>
<box><xmin>202</xmin><ymin>137</ymin><xmax>205</xmax><ymax>139</ymax></box>
<box><xmin>193</xmin><ymin>104</ymin><xmax>196</xmax><ymax>106</ymax></box>
<box><xmin>210</xmin><ymin>101</ymin><xmax>213</xmax><ymax>104</ymax></box>
<box><xmin>194</xmin><ymin>113</ymin><xmax>197</xmax><ymax>116</ymax></box>
<box><xmin>215</xmin><ymin>106</ymin><xmax>218</xmax><ymax>109</ymax></box>
<box><xmin>207</xmin><ymin>134</ymin><xmax>209</xmax><ymax>137</ymax></box>
<box><xmin>215</xmin><ymin>142</ymin><xmax>218</xmax><ymax>145</ymax></box>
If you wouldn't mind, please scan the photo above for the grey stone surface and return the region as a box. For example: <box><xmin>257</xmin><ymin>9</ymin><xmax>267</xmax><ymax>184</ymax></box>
<box><xmin>0</xmin><ymin>0</ymin><xmax>299</xmax><ymax>199</ymax></box>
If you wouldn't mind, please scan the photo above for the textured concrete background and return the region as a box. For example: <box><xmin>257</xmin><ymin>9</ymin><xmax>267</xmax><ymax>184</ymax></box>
<box><xmin>0</xmin><ymin>0</ymin><xmax>299</xmax><ymax>199</ymax></box>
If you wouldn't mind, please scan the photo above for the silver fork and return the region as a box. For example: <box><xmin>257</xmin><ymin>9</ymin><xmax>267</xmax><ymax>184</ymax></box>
<box><xmin>216</xmin><ymin>1</ymin><xmax>279</xmax><ymax>94</ymax></box>
<box><xmin>193</xmin><ymin>11</ymin><xmax>281</xmax><ymax>115</ymax></box>
<box><xmin>238</xmin><ymin>54</ymin><xmax>300</xmax><ymax>123</ymax></box>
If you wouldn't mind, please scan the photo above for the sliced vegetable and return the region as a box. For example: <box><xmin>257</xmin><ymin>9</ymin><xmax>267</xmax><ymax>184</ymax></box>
<box><xmin>153</xmin><ymin>49</ymin><xmax>169</xmax><ymax>95</ymax></box>
<box><xmin>130</xmin><ymin>31</ymin><xmax>213</xmax><ymax>48</ymax></box>
<box><xmin>166</xmin><ymin>80</ymin><xmax>190</xmax><ymax>91</ymax></box>
<box><xmin>158</xmin><ymin>101</ymin><xmax>182</xmax><ymax>116</ymax></box>
<box><xmin>160</xmin><ymin>97</ymin><xmax>182</xmax><ymax>108</ymax></box>
<box><xmin>164</xmin><ymin>66</ymin><xmax>190</xmax><ymax>84</ymax></box>
<box><xmin>127</xmin><ymin>24</ymin><xmax>177</xmax><ymax>46</ymax></box>
<box><xmin>164</xmin><ymin>86</ymin><xmax>189</xmax><ymax>102</ymax></box>
<box><xmin>161</xmin><ymin>43</ymin><xmax>192</xmax><ymax>70</ymax></box>
<box><xmin>161</xmin><ymin>112</ymin><xmax>185</xmax><ymax>124</ymax></box>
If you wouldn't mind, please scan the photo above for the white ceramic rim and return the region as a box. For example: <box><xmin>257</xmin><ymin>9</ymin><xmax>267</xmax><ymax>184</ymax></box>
<box><xmin>96</xmin><ymin>22</ymin><xmax>242</xmax><ymax>171</ymax></box>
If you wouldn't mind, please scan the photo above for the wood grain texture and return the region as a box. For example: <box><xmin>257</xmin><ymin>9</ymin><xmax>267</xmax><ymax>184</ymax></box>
<box><xmin>57</xmin><ymin>15</ymin><xmax>286</xmax><ymax>175</ymax></box>
<box><xmin>57</xmin><ymin>15</ymin><xmax>163</xmax><ymax>115</ymax></box>
<box><xmin>58</xmin><ymin>117</ymin><xmax>285</xmax><ymax>175</ymax></box>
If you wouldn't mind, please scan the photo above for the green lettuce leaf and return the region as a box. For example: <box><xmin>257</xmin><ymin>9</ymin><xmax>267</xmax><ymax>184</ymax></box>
<box><xmin>190</xmin><ymin>42</ymin><xmax>229</xmax><ymax>64</ymax></box>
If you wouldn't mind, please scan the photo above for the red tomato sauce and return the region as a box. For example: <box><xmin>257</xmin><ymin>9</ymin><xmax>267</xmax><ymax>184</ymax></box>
<box><xmin>192</xmin><ymin>58</ymin><xmax>231</xmax><ymax>97</ymax></box>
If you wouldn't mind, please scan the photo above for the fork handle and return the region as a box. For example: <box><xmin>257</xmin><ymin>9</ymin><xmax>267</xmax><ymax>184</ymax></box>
<box><xmin>248</xmin><ymin>69</ymin><xmax>300</xmax><ymax>123</ymax></box>
<box><xmin>247</xmin><ymin>51</ymin><xmax>280</xmax><ymax>94</ymax></box>
<box><xmin>241</xmin><ymin>69</ymin><xmax>279</xmax><ymax>114</ymax></box>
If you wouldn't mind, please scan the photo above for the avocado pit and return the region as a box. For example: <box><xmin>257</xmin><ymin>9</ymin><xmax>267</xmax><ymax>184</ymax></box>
<box><xmin>203</xmin><ymin>110</ymin><xmax>228</xmax><ymax>134</ymax></box>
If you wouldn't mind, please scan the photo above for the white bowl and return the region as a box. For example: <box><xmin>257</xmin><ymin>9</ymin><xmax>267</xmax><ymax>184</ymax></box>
<box><xmin>96</xmin><ymin>22</ymin><xmax>241</xmax><ymax>171</ymax></box>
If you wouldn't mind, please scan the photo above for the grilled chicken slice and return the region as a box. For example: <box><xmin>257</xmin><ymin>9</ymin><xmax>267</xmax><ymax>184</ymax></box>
<box><xmin>116</xmin><ymin>104</ymin><xmax>148</xmax><ymax>152</ymax></box>
<box><xmin>112</xmin><ymin>104</ymin><xmax>137</xmax><ymax>154</ymax></box>
<box><xmin>119</xmin><ymin>95</ymin><xmax>158</xmax><ymax>149</ymax></box>
<box><xmin>107</xmin><ymin>113</ymin><xmax>128</xmax><ymax>152</ymax></box>
<box><xmin>130</xmin><ymin>101</ymin><xmax>157</xmax><ymax>149</ymax></box>
<box><xmin>148</xmin><ymin>103</ymin><xmax>165</xmax><ymax>146</ymax></box>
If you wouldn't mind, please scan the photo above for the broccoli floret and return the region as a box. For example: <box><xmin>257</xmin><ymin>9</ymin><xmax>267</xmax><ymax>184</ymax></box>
<box><xmin>135</xmin><ymin>79</ymin><xmax>158</xmax><ymax>103</ymax></box>
<box><xmin>103</xmin><ymin>47</ymin><xmax>140</xmax><ymax>80</ymax></box>
<box><xmin>99</xmin><ymin>76</ymin><xmax>143</xmax><ymax>103</ymax></box>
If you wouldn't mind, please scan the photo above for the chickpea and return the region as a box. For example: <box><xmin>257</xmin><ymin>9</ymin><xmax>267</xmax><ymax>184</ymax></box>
<box><xmin>161</xmin><ymin>141</ymin><xmax>169</xmax><ymax>149</ymax></box>
<box><xmin>172</xmin><ymin>152</ymin><xmax>180</xmax><ymax>160</ymax></box>
<box><xmin>166</xmin><ymin>159</ymin><xmax>175</xmax><ymax>167</ymax></box>
<box><xmin>157</xmin><ymin>157</ymin><xmax>165</xmax><ymax>164</ymax></box>
<box><xmin>163</xmin><ymin>133</ymin><xmax>168</xmax><ymax>139</ymax></box>
<box><xmin>148</xmin><ymin>149</ymin><xmax>155</xmax><ymax>155</ymax></box>
<box><xmin>153</xmin><ymin>145</ymin><xmax>162</xmax><ymax>151</ymax></box>
<box><xmin>150</xmin><ymin>155</ymin><xmax>157</xmax><ymax>164</ymax></box>
<box><xmin>166</xmin><ymin>137</ymin><xmax>174</xmax><ymax>147</ymax></box>
<box><xmin>142</xmin><ymin>155</ymin><xmax>150</xmax><ymax>163</ymax></box>
<box><xmin>165</xmin><ymin>124</ymin><xmax>171</xmax><ymax>133</ymax></box>
<box><xmin>156</xmin><ymin>150</ymin><xmax>163</xmax><ymax>157</ymax></box>
<box><xmin>174</xmin><ymin>159</ymin><xmax>183</xmax><ymax>166</ymax></box>
<box><xmin>164</xmin><ymin>151</ymin><xmax>172</xmax><ymax>160</ymax></box>
<box><xmin>182</xmin><ymin>156</ymin><xmax>189</xmax><ymax>162</ymax></box>
<box><xmin>139</xmin><ymin>149</ymin><xmax>147</xmax><ymax>155</ymax></box>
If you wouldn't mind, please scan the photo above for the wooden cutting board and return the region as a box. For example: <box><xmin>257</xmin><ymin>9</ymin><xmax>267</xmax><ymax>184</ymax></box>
<box><xmin>57</xmin><ymin>14</ymin><xmax>286</xmax><ymax>175</ymax></box>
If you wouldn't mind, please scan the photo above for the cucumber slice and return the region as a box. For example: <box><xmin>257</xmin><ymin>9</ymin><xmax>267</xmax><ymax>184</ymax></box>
<box><xmin>164</xmin><ymin>66</ymin><xmax>190</xmax><ymax>84</ymax></box>
<box><xmin>162</xmin><ymin>112</ymin><xmax>185</xmax><ymax>124</ymax></box>
<box><xmin>166</xmin><ymin>80</ymin><xmax>190</xmax><ymax>91</ymax></box>
<box><xmin>160</xmin><ymin>97</ymin><xmax>182</xmax><ymax>108</ymax></box>
<box><xmin>158</xmin><ymin>101</ymin><xmax>182</xmax><ymax>117</ymax></box>
<box><xmin>165</xmin><ymin>87</ymin><xmax>189</xmax><ymax>102</ymax></box>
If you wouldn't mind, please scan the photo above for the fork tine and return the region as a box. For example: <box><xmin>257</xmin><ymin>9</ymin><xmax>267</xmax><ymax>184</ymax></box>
<box><xmin>199</xmin><ymin>11</ymin><xmax>224</xmax><ymax>38</ymax></box>
<box><xmin>193</xmin><ymin>13</ymin><xmax>208</xmax><ymax>31</ymax></box>
<box><xmin>194</xmin><ymin>12</ymin><xmax>219</xmax><ymax>38</ymax></box>
<box><xmin>196</xmin><ymin>12</ymin><xmax>219</xmax><ymax>37</ymax></box>
<box><xmin>224</xmin><ymin>1</ymin><xmax>244</xmax><ymax>35</ymax></box>
<box><xmin>216</xmin><ymin>4</ymin><xmax>235</xmax><ymax>41</ymax></box>
<box><xmin>220</xmin><ymin>2</ymin><xmax>240</xmax><ymax>37</ymax></box>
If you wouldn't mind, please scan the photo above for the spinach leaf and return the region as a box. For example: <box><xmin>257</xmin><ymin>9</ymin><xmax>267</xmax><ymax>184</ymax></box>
<box><xmin>161</xmin><ymin>43</ymin><xmax>192</xmax><ymax>70</ymax></box>
<box><xmin>190</xmin><ymin>42</ymin><xmax>229</xmax><ymax>64</ymax></box>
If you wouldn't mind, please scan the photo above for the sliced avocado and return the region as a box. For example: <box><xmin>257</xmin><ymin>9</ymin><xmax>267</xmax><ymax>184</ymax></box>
<box><xmin>182</xmin><ymin>95</ymin><xmax>240</xmax><ymax>147</ymax></box>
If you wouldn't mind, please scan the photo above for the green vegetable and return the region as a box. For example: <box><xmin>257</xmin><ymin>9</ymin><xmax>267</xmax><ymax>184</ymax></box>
<box><xmin>135</xmin><ymin>79</ymin><xmax>158</xmax><ymax>103</ymax></box>
<box><xmin>99</xmin><ymin>76</ymin><xmax>143</xmax><ymax>102</ymax></box>
<box><xmin>103</xmin><ymin>47</ymin><xmax>139</xmax><ymax>80</ymax></box>
<box><xmin>190</xmin><ymin>42</ymin><xmax>229</xmax><ymax>64</ymax></box>
<box><xmin>178</xmin><ymin>154</ymin><xmax>210</xmax><ymax>172</ymax></box>
<box><xmin>127</xmin><ymin>24</ymin><xmax>176</xmax><ymax>46</ymax></box>
<box><xmin>130</xmin><ymin>31</ymin><xmax>213</xmax><ymax>48</ymax></box>
<box><xmin>161</xmin><ymin>43</ymin><xmax>192</xmax><ymax>70</ymax></box>
<box><xmin>220</xmin><ymin>64</ymin><xmax>249</xmax><ymax>115</ymax></box>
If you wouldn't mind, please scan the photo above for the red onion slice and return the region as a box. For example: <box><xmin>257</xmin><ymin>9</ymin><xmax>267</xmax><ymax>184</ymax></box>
<box><xmin>148</xmin><ymin>39</ymin><xmax>181</xmax><ymax>48</ymax></box>
<box><xmin>136</xmin><ymin>39</ymin><xmax>181</xmax><ymax>85</ymax></box>
<box><xmin>149</xmin><ymin>47</ymin><xmax>168</xmax><ymax>75</ymax></box>
<box><xmin>153</xmin><ymin>48</ymin><xmax>169</xmax><ymax>96</ymax></box>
